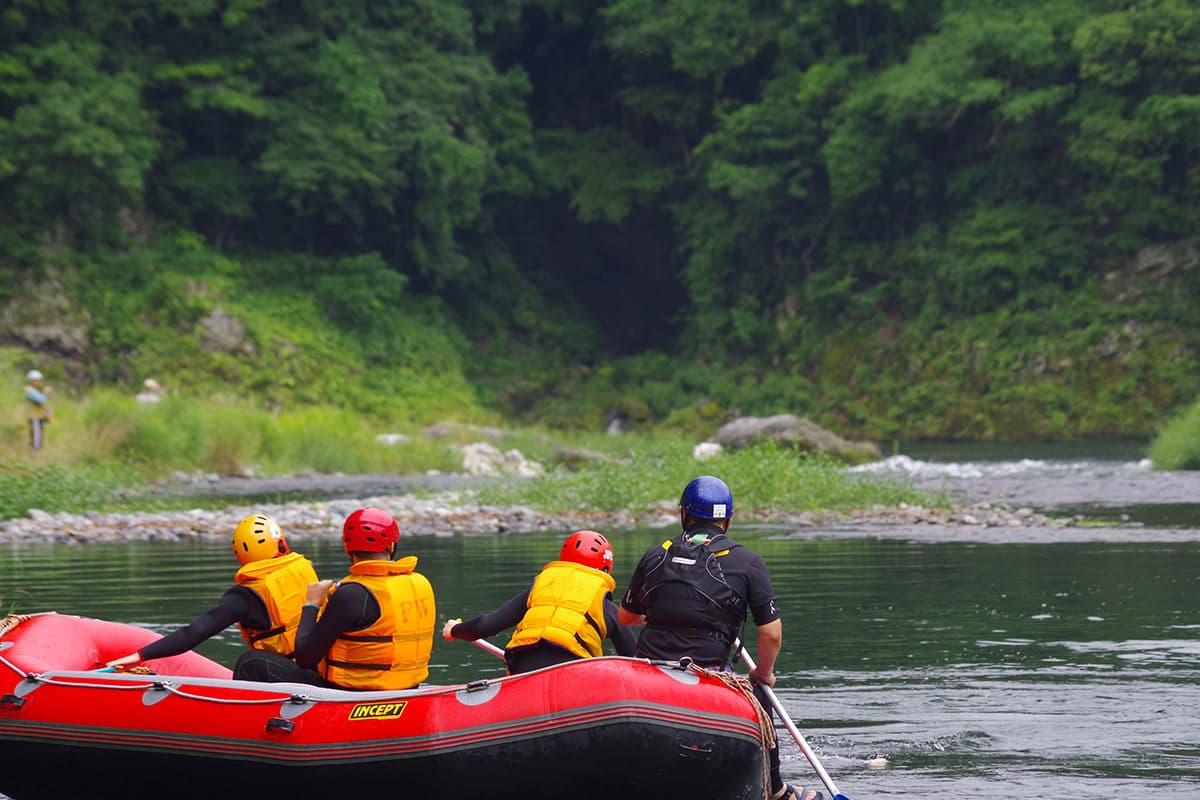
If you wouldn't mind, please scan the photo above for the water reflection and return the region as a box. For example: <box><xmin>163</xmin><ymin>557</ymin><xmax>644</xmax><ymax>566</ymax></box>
<box><xmin>3</xmin><ymin>527</ymin><xmax>1199</xmax><ymax>798</ymax></box>
<box><xmin>1058</xmin><ymin>502</ymin><xmax>1200</xmax><ymax>529</ymax></box>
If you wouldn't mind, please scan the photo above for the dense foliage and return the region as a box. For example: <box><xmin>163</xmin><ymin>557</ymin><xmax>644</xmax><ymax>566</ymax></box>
<box><xmin>3</xmin><ymin>0</ymin><xmax>1199</xmax><ymax>442</ymax></box>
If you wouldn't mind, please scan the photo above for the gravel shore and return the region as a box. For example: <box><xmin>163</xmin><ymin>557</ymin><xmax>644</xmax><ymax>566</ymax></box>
<box><xmin>0</xmin><ymin>479</ymin><xmax>1078</xmax><ymax>546</ymax></box>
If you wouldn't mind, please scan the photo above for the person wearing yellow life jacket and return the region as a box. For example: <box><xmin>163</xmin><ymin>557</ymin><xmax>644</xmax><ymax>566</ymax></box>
<box><xmin>284</xmin><ymin>507</ymin><xmax>435</xmax><ymax>690</ymax></box>
<box><xmin>24</xmin><ymin>370</ymin><xmax>52</xmax><ymax>450</ymax></box>
<box><xmin>105</xmin><ymin>514</ymin><xmax>320</xmax><ymax>677</ymax></box>
<box><xmin>443</xmin><ymin>530</ymin><xmax>636</xmax><ymax>674</ymax></box>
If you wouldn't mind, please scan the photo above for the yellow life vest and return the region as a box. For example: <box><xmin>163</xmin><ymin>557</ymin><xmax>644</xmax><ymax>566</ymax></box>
<box><xmin>323</xmin><ymin>557</ymin><xmax>436</xmax><ymax>690</ymax></box>
<box><xmin>25</xmin><ymin>387</ymin><xmax>50</xmax><ymax>420</ymax></box>
<box><xmin>232</xmin><ymin>552</ymin><xmax>319</xmax><ymax>656</ymax></box>
<box><xmin>506</xmin><ymin>561</ymin><xmax>616</xmax><ymax>659</ymax></box>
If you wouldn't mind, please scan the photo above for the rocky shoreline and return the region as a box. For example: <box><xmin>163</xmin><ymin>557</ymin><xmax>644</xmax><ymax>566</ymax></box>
<box><xmin>0</xmin><ymin>487</ymin><xmax>1078</xmax><ymax>546</ymax></box>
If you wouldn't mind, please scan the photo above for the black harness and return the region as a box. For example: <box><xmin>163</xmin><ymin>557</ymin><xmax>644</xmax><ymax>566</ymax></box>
<box><xmin>640</xmin><ymin>533</ymin><xmax>747</xmax><ymax>653</ymax></box>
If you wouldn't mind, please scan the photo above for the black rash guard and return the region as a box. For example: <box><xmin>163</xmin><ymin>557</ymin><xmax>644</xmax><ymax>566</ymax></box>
<box><xmin>621</xmin><ymin>521</ymin><xmax>788</xmax><ymax>796</ymax></box>
<box><xmin>138</xmin><ymin>585</ymin><xmax>270</xmax><ymax>661</ymax></box>
<box><xmin>621</xmin><ymin>523</ymin><xmax>780</xmax><ymax>666</ymax></box>
<box><xmin>292</xmin><ymin>582</ymin><xmax>381</xmax><ymax>670</ymax></box>
<box><xmin>450</xmin><ymin>585</ymin><xmax>637</xmax><ymax>673</ymax></box>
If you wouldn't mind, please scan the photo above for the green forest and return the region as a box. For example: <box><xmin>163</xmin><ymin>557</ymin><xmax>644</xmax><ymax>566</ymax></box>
<box><xmin>4</xmin><ymin>0</ymin><xmax>1200</xmax><ymax>443</ymax></box>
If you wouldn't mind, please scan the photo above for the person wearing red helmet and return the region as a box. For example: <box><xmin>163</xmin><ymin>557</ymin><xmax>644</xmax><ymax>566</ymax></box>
<box><xmin>443</xmin><ymin>530</ymin><xmax>636</xmax><ymax>674</ymax></box>
<box><xmin>297</xmin><ymin>507</ymin><xmax>436</xmax><ymax>690</ymax></box>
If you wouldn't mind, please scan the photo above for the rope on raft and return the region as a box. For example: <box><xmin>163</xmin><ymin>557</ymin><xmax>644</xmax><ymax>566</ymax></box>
<box><xmin>0</xmin><ymin>613</ymin><xmax>301</xmax><ymax>703</ymax></box>
<box><xmin>0</xmin><ymin>651</ymin><xmax>309</xmax><ymax>705</ymax></box>
<box><xmin>0</xmin><ymin>612</ymin><xmax>57</xmax><ymax>639</ymax></box>
<box><xmin>688</xmin><ymin>661</ymin><xmax>777</xmax><ymax>800</ymax></box>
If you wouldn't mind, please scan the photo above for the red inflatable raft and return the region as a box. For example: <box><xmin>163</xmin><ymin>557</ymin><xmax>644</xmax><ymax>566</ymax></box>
<box><xmin>0</xmin><ymin>613</ymin><xmax>770</xmax><ymax>800</ymax></box>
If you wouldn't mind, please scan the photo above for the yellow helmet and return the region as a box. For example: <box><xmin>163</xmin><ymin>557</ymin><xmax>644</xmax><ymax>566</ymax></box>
<box><xmin>232</xmin><ymin>514</ymin><xmax>290</xmax><ymax>566</ymax></box>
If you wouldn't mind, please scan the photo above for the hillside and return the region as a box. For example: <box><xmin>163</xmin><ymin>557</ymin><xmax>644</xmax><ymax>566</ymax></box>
<box><xmin>4</xmin><ymin>235</ymin><xmax>1197</xmax><ymax>443</ymax></box>
<box><xmin>3</xmin><ymin>2</ymin><xmax>1200</xmax><ymax>441</ymax></box>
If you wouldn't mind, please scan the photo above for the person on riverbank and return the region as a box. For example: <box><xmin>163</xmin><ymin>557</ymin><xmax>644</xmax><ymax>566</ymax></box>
<box><xmin>105</xmin><ymin>514</ymin><xmax>320</xmax><ymax>673</ymax></box>
<box><xmin>243</xmin><ymin>507</ymin><xmax>437</xmax><ymax>690</ymax></box>
<box><xmin>24</xmin><ymin>370</ymin><xmax>52</xmax><ymax>450</ymax></box>
<box><xmin>618</xmin><ymin>475</ymin><xmax>820</xmax><ymax>800</ymax></box>
<box><xmin>443</xmin><ymin>529</ymin><xmax>636</xmax><ymax>673</ymax></box>
<box><xmin>136</xmin><ymin>378</ymin><xmax>163</xmax><ymax>404</ymax></box>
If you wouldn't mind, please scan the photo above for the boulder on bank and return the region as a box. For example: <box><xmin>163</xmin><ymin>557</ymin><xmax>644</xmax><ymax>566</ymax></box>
<box><xmin>708</xmin><ymin>415</ymin><xmax>881</xmax><ymax>465</ymax></box>
<box><xmin>461</xmin><ymin>442</ymin><xmax>544</xmax><ymax>478</ymax></box>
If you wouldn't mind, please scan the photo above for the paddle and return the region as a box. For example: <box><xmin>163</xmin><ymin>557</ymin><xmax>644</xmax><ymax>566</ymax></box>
<box><xmin>738</xmin><ymin>644</ymin><xmax>851</xmax><ymax>800</ymax></box>
<box><xmin>469</xmin><ymin>638</ymin><xmax>505</xmax><ymax>659</ymax></box>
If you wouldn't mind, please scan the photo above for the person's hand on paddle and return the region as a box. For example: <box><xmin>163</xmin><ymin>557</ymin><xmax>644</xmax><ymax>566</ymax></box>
<box><xmin>105</xmin><ymin>652</ymin><xmax>142</xmax><ymax>669</ymax></box>
<box><xmin>442</xmin><ymin>618</ymin><xmax>462</xmax><ymax>641</ymax></box>
<box><xmin>306</xmin><ymin>579</ymin><xmax>336</xmax><ymax>606</ymax></box>
<box><xmin>748</xmin><ymin>662</ymin><xmax>776</xmax><ymax>688</ymax></box>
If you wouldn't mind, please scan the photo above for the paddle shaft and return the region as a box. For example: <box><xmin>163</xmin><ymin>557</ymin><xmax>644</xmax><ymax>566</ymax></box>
<box><xmin>446</xmin><ymin>619</ymin><xmax>506</xmax><ymax>659</ymax></box>
<box><xmin>470</xmin><ymin>637</ymin><xmax>505</xmax><ymax>658</ymax></box>
<box><xmin>738</xmin><ymin>645</ymin><xmax>846</xmax><ymax>800</ymax></box>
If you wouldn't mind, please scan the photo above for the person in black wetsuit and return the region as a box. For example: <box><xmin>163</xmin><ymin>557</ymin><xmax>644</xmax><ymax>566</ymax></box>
<box><xmin>105</xmin><ymin>514</ymin><xmax>319</xmax><ymax>676</ymax></box>
<box><xmin>443</xmin><ymin>530</ymin><xmax>636</xmax><ymax>674</ymax></box>
<box><xmin>618</xmin><ymin>475</ymin><xmax>822</xmax><ymax>800</ymax></box>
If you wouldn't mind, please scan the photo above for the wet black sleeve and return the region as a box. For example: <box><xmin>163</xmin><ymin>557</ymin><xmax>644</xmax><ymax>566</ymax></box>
<box><xmin>450</xmin><ymin>590</ymin><xmax>530</xmax><ymax>641</ymax></box>
<box><xmin>139</xmin><ymin>587</ymin><xmax>256</xmax><ymax>661</ymax></box>
<box><xmin>620</xmin><ymin>550</ymin><xmax>653</xmax><ymax>615</ymax></box>
<box><xmin>744</xmin><ymin>552</ymin><xmax>780</xmax><ymax>627</ymax></box>
<box><xmin>293</xmin><ymin>583</ymin><xmax>380</xmax><ymax>670</ymax></box>
<box><xmin>604</xmin><ymin>596</ymin><xmax>637</xmax><ymax>656</ymax></box>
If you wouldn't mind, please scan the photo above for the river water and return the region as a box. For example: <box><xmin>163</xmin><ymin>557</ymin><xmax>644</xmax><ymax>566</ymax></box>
<box><xmin>2</xmin><ymin>442</ymin><xmax>1198</xmax><ymax>799</ymax></box>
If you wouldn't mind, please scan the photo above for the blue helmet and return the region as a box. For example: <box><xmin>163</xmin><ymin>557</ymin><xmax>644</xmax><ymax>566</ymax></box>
<box><xmin>680</xmin><ymin>475</ymin><xmax>734</xmax><ymax>520</ymax></box>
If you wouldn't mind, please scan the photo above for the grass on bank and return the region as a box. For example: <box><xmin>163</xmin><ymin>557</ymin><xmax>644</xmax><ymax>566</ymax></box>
<box><xmin>0</xmin><ymin>384</ymin><xmax>468</xmax><ymax>519</ymax></box>
<box><xmin>2</xmin><ymin>388</ymin><xmax>465</xmax><ymax>476</ymax></box>
<box><xmin>1147</xmin><ymin>398</ymin><xmax>1200</xmax><ymax>470</ymax></box>
<box><xmin>0</xmin><ymin>385</ymin><xmax>930</xmax><ymax>520</ymax></box>
<box><xmin>475</xmin><ymin>441</ymin><xmax>928</xmax><ymax>516</ymax></box>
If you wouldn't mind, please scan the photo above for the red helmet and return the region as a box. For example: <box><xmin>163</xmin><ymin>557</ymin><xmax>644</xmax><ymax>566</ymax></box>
<box><xmin>342</xmin><ymin>507</ymin><xmax>400</xmax><ymax>554</ymax></box>
<box><xmin>560</xmin><ymin>530</ymin><xmax>614</xmax><ymax>573</ymax></box>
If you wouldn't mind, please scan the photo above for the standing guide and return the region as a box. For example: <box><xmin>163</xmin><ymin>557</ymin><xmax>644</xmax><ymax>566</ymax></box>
<box><xmin>24</xmin><ymin>369</ymin><xmax>52</xmax><ymax>450</ymax></box>
<box><xmin>618</xmin><ymin>475</ymin><xmax>823</xmax><ymax>800</ymax></box>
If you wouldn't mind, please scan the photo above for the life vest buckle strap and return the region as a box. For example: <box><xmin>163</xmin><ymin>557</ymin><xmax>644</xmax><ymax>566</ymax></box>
<box><xmin>249</xmin><ymin>625</ymin><xmax>286</xmax><ymax>643</ymax></box>
<box><xmin>326</xmin><ymin>658</ymin><xmax>391</xmax><ymax>671</ymax></box>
